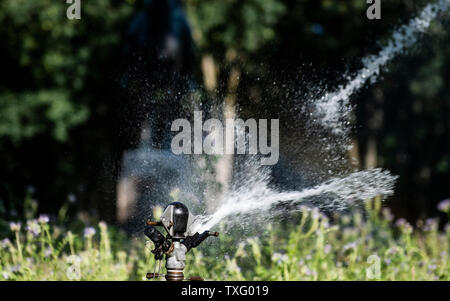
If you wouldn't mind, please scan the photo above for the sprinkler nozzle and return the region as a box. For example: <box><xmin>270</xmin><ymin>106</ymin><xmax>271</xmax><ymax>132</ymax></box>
<box><xmin>182</xmin><ymin>230</ymin><xmax>219</xmax><ymax>251</ymax></box>
<box><xmin>144</xmin><ymin>225</ymin><xmax>172</xmax><ymax>260</ymax></box>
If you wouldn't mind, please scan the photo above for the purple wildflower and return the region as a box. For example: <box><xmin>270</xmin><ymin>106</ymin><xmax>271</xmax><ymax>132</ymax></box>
<box><xmin>1</xmin><ymin>238</ymin><xmax>10</xmax><ymax>249</ymax></box>
<box><xmin>38</xmin><ymin>215</ymin><xmax>49</xmax><ymax>224</ymax></box>
<box><xmin>83</xmin><ymin>227</ymin><xmax>96</xmax><ymax>238</ymax></box>
<box><xmin>9</xmin><ymin>222</ymin><xmax>21</xmax><ymax>232</ymax></box>
<box><xmin>26</xmin><ymin>219</ymin><xmax>41</xmax><ymax>236</ymax></box>
<box><xmin>437</xmin><ymin>199</ymin><xmax>450</xmax><ymax>212</ymax></box>
<box><xmin>2</xmin><ymin>272</ymin><xmax>9</xmax><ymax>280</ymax></box>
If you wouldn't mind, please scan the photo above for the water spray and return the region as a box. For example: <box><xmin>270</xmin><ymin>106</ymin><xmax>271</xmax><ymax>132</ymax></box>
<box><xmin>144</xmin><ymin>202</ymin><xmax>219</xmax><ymax>281</ymax></box>
<box><xmin>314</xmin><ymin>0</ymin><xmax>450</xmax><ymax>135</ymax></box>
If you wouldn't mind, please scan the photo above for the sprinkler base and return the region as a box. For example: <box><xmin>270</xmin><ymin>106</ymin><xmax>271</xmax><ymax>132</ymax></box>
<box><xmin>165</xmin><ymin>269</ymin><xmax>184</xmax><ymax>281</ymax></box>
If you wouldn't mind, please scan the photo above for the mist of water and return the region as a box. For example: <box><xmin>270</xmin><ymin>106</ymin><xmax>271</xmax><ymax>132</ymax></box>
<box><xmin>190</xmin><ymin>1</ymin><xmax>449</xmax><ymax>233</ymax></box>
<box><xmin>314</xmin><ymin>0</ymin><xmax>450</xmax><ymax>135</ymax></box>
<box><xmin>120</xmin><ymin>1</ymin><xmax>449</xmax><ymax>236</ymax></box>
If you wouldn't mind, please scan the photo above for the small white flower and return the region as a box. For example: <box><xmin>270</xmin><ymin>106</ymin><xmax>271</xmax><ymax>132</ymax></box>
<box><xmin>427</xmin><ymin>264</ymin><xmax>437</xmax><ymax>272</ymax></box>
<box><xmin>311</xmin><ymin>208</ymin><xmax>320</xmax><ymax>219</ymax></box>
<box><xmin>2</xmin><ymin>272</ymin><xmax>9</xmax><ymax>280</ymax></box>
<box><xmin>343</xmin><ymin>241</ymin><xmax>358</xmax><ymax>251</ymax></box>
<box><xmin>324</xmin><ymin>244</ymin><xmax>332</xmax><ymax>254</ymax></box>
<box><xmin>98</xmin><ymin>221</ymin><xmax>107</xmax><ymax>230</ymax></box>
<box><xmin>382</xmin><ymin>208</ymin><xmax>394</xmax><ymax>221</ymax></box>
<box><xmin>26</xmin><ymin>219</ymin><xmax>41</xmax><ymax>236</ymax></box>
<box><xmin>9</xmin><ymin>222</ymin><xmax>21</xmax><ymax>232</ymax></box>
<box><xmin>1</xmin><ymin>238</ymin><xmax>11</xmax><ymax>249</ymax></box>
<box><xmin>272</xmin><ymin>252</ymin><xmax>288</xmax><ymax>265</ymax></box>
<box><xmin>9</xmin><ymin>265</ymin><xmax>21</xmax><ymax>273</ymax></box>
<box><xmin>304</xmin><ymin>267</ymin><xmax>312</xmax><ymax>276</ymax></box>
<box><xmin>68</xmin><ymin>193</ymin><xmax>77</xmax><ymax>204</ymax></box>
<box><xmin>83</xmin><ymin>227</ymin><xmax>96</xmax><ymax>238</ymax></box>
<box><xmin>387</xmin><ymin>246</ymin><xmax>398</xmax><ymax>255</ymax></box>
<box><xmin>424</xmin><ymin>218</ymin><xmax>438</xmax><ymax>232</ymax></box>
<box><xmin>38</xmin><ymin>215</ymin><xmax>49</xmax><ymax>224</ymax></box>
<box><xmin>304</xmin><ymin>266</ymin><xmax>316</xmax><ymax>277</ymax></box>
<box><xmin>44</xmin><ymin>247</ymin><xmax>52</xmax><ymax>258</ymax></box>
<box><xmin>395</xmin><ymin>218</ymin><xmax>407</xmax><ymax>227</ymax></box>
<box><xmin>395</xmin><ymin>218</ymin><xmax>412</xmax><ymax>233</ymax></box>
<box><xmin>437</xmin><ymin>199</ymin><xmax>450</xmax><ymax>212</ymax></box>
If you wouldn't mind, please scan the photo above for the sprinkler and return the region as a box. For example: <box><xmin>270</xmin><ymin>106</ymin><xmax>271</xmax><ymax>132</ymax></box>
<box><xmin>144</xmin><ymin>202</ymin><xmax>219</xmax><ymax>281</ymax></box>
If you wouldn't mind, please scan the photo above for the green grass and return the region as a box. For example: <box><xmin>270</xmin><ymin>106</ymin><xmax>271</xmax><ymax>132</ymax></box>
<box><xmin>0</xmin><ymin>198</ymin><xmax>449</xmax><ymax>280</ymax></box>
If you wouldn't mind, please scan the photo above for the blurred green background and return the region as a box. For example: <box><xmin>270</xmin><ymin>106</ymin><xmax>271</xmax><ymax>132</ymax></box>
<box><xmin>0</xmin><ymin>0</ymin><xmax>449</xmax><ymax>227</ymax></box>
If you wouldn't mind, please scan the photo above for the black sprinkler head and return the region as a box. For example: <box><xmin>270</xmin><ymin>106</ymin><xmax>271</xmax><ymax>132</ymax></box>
<box><xmin>167</xmin><ymin>202</ymin><xmax>189</xmax><ymax>239</ymax></box>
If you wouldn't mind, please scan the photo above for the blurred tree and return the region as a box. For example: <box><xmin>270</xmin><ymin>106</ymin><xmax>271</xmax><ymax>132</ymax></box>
<box><xmin>0</xmin><ymin>0</ymin><xmax>133</xmax><ymax>219</ymax></box>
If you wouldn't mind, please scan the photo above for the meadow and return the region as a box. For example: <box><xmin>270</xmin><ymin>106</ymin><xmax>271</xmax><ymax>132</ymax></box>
<box><xmin>0</xmin><ymin>198</ymin><xmax>449</xmax><ymax>281</ymax></box>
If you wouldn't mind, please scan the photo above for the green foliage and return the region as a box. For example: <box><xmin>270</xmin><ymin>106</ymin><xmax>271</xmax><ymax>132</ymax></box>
<box><xmin>1</xmin><ymin>199</ymin><xmax>449</xmax><ymax>280</ymax></box>
<box><xmin>0</xmin><ymin>0</ymin><xmax>133</xmax><ymax>144</ymax></box>
<box><xmin>186</xmin><ymin>0</ymin><xmax>285</xmax><ymax>53</ymax></box>
<box><xmin>0</xmin><ymin>90</ymin><xmax>88</xmax><ymax>142</ymax></box>
<box><xmin>0</xmin><ymin>0</ymin><xmax>135</xmax><ymax>211</ymax></box>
